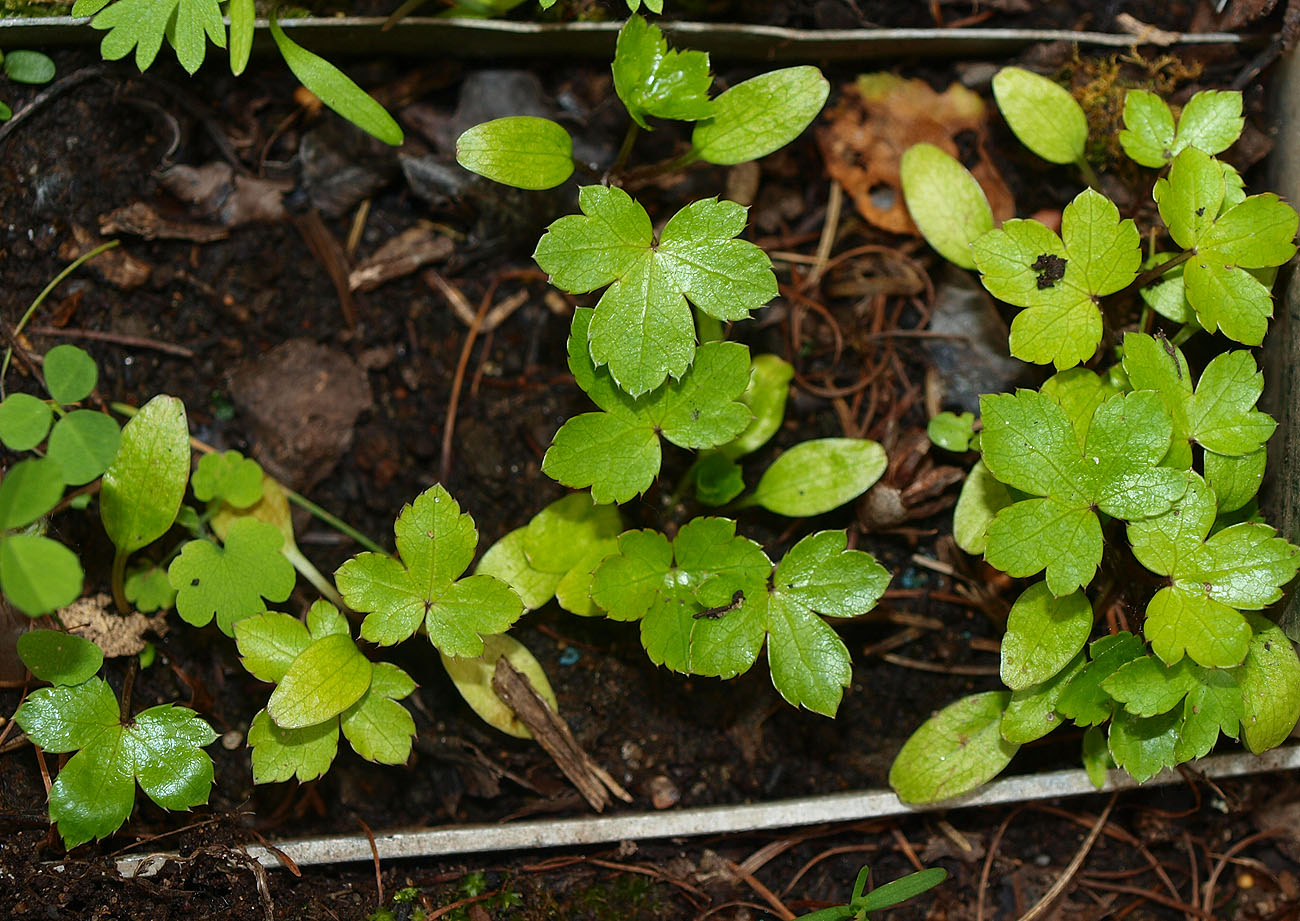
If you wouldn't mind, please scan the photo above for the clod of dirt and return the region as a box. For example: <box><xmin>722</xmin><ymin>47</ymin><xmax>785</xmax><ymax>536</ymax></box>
<box><xmin>816</xmin><ymin>72</ymin><xmax>1015</xmax><ymax>234</ymax></box>
<box><xmin>647</xmin><ymin>775</ymin><xmax>681</xmax><ymax>810</ymax></box>
<box><xmin>228</xmin><ymin>339</ymin><xmax>374</xmax><ymax>491</ymax></box>
<box><xmin>61</xmin><ymin>593</ymin><xmax>168</xmax><ymax>657</ymax></box>
<box><xmin>924</xmin><ymin>267</ymin><xmax>1026</xmax><ymax>413</ymax></box>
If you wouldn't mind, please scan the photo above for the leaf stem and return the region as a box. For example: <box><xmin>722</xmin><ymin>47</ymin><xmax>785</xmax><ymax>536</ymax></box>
<box><xmin>1131</xmin><ymin>249</ymin><xmax>1194</xmax><ymax>292</ymax></box>
<box><xmin>1075</xmin><ymin>154</ymin><xmax>1101</xmax><ymax>191</ymax></box>
<box><xmin>119</xmin><ymin>655</ymin><xmax>138</xmax><ymax>722</ymax></box>
<box><xmin>611</xmin><ymin>122</ymin><xmax>640</xmax><ymax>177</ymax></box>
<box><xmin>110</xmin><ymin>548</ymin><xmax>130</xmax><ymax>615</ymax></box>
<box><xmin>2</xmin><ymin>240</ymin><xmax>119</xmax><ymax>399</ymax></box>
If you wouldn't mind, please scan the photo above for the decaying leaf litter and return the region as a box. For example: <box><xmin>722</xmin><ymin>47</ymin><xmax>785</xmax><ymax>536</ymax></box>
<box><xmin>2</xmin><ymin>4</ymin><xmax>1300</xmax><ymax>919</ymax></box>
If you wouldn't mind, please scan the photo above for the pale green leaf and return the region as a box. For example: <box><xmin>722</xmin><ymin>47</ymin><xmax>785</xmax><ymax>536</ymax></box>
<box><xmin>248</xmin><ymin>708</ymin><xmax>339</xmax><ymax>783</ymax></box>
<box><xmin>746</xmin><ymin>438</ymin><xmax>887</xmax><ymax>517</ymax></box>
<box><xmin>1056</xmin><ymin>632</ymin><xmax>1145</xmax><ymax>726</ymax></box>
<box><xmin>191</xmin><ymin>450</ymin><xmax>264</xmax><ymax>508</ymax></box>
<box><xmin>456</xmin><ymin>117</ymin><xmax>574</xmax><ymax>190</ymax></box>
<box><xmin>900</xmin><ymin>143</ymin><xmax>993</xmax><ymax>270</ymax></box>
<box><xmin>927</xmin><ymin>411</ymin><xmax>975</xmax><ymax>453</ymax></box>
<box><xmin>691</xmin><ymin>66</ymin><xmax>828</xmax><ymax>165</ymax></box>
<box><xmin>1001</xmin><ymin>652</ymin><xmax>1085</xmax><ymax>744</ymax></box>
<box><xmin>1175</xmin><ymin>90</ymin><xmax>1244</xmax><ymax>158</ymax></box>
<box><xmin>92</xmin><ymin>0</ymin><xmax>179</xmax><ymax>71</ymax></box>
<box><xmin>991</xmin><ymin>66</ymin><xmax>1087</xmax><ymax>165</ymax></box>
<box><xmin>233</xmin><ymin>611</ymin><xmax>312</xmax><ymax>684</ymax></box>
<box><xmin>1239</xmin><ymin>613</ymin><xmax>1300</xmax><ymax>753</ymax></box>
<box><xmin>3</xmin><ymin>50</ymin><xmax>55</xmax><ymax>85</ymax></box>
<box><xmin>1100</xmin><ymin>655</ymin><xmax>1197</xmax><ymax>716</ymax></box>
<box><xmin>169</xmin><ymin>519</ymin><xmax>295</xmax><ymax>635</ymax></box>
<box><xmin>268</xmin><ymin>633</ymin><xmax>372</xmax><ymax>730</ymax></box>
<box><xmin>101</xmin><ymin>395</ymin><xmax>189</xmax><ymax>556</ymax></box>
<box><xmin>1119</xmin><ymin>90</ymin><xmax>1175</xmax><ymax>167</ymax></box>
<box><xmin>1109</xmin><ymin>708</ymin><xmax>1180</xmax><ymax>783</ymax></box>
<box><xmin>43</xmin><ymin>345</ymin><xmax>97</xmax><ymax>404</ymax></box>
<box><xmin>476</xmin><ymin>528</ymin><xmax>563</xmax><ymax>611</ymax></box>
<box><xmin>228</xmin><ymin>0</ymin><xmax>253</xmax><ymax>75</ymax></box>
<box><xmin>952</xmin><ymin>460</ymin><xmax>1013</xmax><ymax>555</ymax></box>
<box><xmin>1082</xmin><ymin>724</ymin><xmax>1110</xmax><ymax>788</ymax></box>
<box><xmin>1000</xmin><ymin>582</ymin><xmax>1093</xmax><ymax>690</ymax></box>
<box><xmin>340</xmin><ymin>662</ymin><xmax>417</xmax><ymax>762</ymax></box>
<box><xmin>717</xmin><ymin>353</ymin><xmax>793</xmax><ymax>459</ymax></box>
<box><xmin>889</xmin><ymin>691</ymin><xmax>1018</xmax><ymax>804</ymax></box>
<box><xmin>0</xmin><ymin>457</ymin><xmax>65</xmax><ymax>531</ymax></box>
<box><xmin>440</xmin><ymin>633</ymin><xmax>557</xmax><ymax>739</ymax></box>
<box><xmin>521</xmin><ymin>492</ymin><xmax>623</xmax><ymax>574</ymax></box>
<box><xmin>1175</xmin><ymin>667</ymin><xmax>1242</xmax><ymax>762</ymax></box>
<box><xmin>1205</xmin><ymin>449</ymin><xmax>1265</xmax><ymax>514</ymax></box>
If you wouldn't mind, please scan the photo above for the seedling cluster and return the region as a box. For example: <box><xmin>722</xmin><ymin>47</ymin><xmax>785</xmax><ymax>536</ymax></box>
<box><xmin>890</xmin><ymin>68</ymin><xmax>1300</xmax><ymax>803</ymax></box>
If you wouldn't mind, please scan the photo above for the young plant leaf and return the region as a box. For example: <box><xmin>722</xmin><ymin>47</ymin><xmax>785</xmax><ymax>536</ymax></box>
<box><xmin>476</xmin><ymin>528</ymin><xmax>564</xmax><ymax>611</ymax></box>
<box><xmin>0</xmin><ymin>457</ymin><xmax>65</xmax><ymax>531</ymax></box>
<box><xmin>1238</xmin><ymin>613</ymin><xmax>1300</xmax><ymax>753</ymax></box>
<box><xmin>0</xmin><ymin>393</ymin><xmax>53</xmax><ymax>451</ymax></box>
<box><xmin>744</xmin><ymin>438</ymin><xmax>887</xmax><ymax>517</ymax></box>
<box><xmin>1204</xmin><ymin>449</ymin><xmax>1265</xmax><ymax>514</ymax></box>
<box><xmin>691</xmin><ymin>66</ymin><xmax>828</xmax><ymax>165</ymax></box>
<box><xmin>0</xmin><ymin>535</ymin><xmax>83</xmax><ymax>617</ymax></box>
<box><xmin>1120</xmin><ymin>89</ymin><xmax>1243</xmax><ymax>168</ymax></box>
<box><xmin>612</xmin><ymin>15</ymin><xmax>713</xmax><ymax>130</ymax></box>
<box><xmin>718</xmin><ymin>353</ymin><xmax>794</xmax><ymax>459</ymax></box>
<box><xmin>1128</xmin><ymin>473</ymin><xmax>1300</xmax><ymax>667</ymax></box>
<box><xmin>15</xmin><ymin>678</ymin><xmax>216</xmax><ymax>848</ymax></box>
<box><xmin>990</xmin><ymin>66</ymin><xmax>1087</xmax><ymax>165</ymax></box>
<box><xmin>1122</xmin><ymin>332</ymin><xmax>1275</xmax><ymax>468</ymax></box>
<box><xmin>927</xmin><ymin>410</ymin><xmax>976</xmax><ymax>453</ymax></box>
<box><xmin>191</xmin><ymin>449</ymin><xmax>264</xmax><ymax>508</ymax></box>
<box><xmin>971</xmin><ymin>188</ymin><xmax>1140</xmax><ymax>369</ymax></box>
<box><xmin>86</xmin><ymin>0</ymin><xmax>180</xmax><ymax>71</ymax></box>
<box><xmin>2</xmin><ymin>50</ymin><xmax>55</xmax><ymax>84</ymax></box>
<box><xmin>1055</xmin><ymin>632</ymin><xmax>1146</xmax><ymax>726</ymax></box>
<box><xmin>1081</xmin><ymin>724</ymin><xmax>1110</xmax><ymax>788</ymax></box>
<box><xmin>456</xmin><ymin>117</ymin><xmax>575</xmax><ymax>190</ymax></box>
<box><xmin>440</xmin><ymin>632</ymin><xmax>559</xmax><ymax>739</ymax></box>
<box><xmin>168</xmin><ymin>518</ymin><xmax>295</xmax><ymax>635</ymax></box>
<box><xmin>1000</xmin><ymin>582</ymin><xmax>1093</xmax><ymax>690</ymax></box>
<box><xmin>952</xmin><ymin>460</ymin><xmax>1014</xmax><ymax>555</ymax></box>
<box><xmin>17</xmin><ymin>629</ymin><xmax>103</xmax><ymax>686</ymax></box>
<box><xmin>543</xmin><ymin>308</ymin><xmax>751</xmax><ymax>503</ymax></box>
<box><xmin>1099</xmin><ymin>655</ymin><xmax>1197</xmax><ymax>717</ymax></box>
<box><xmin>1154</xmin><ymin>148</ymin><xmax>1298</xmax><ymax>344</ymax></box>
<box><xmin>980</xmin><ymin>390</ymin><xmax>1185</xmax><ymax>595</ymax></box>
<box><xmin>124</xmin><ymin>562</ymin><xmax>175</xmax><ymax>613</ymax></box>
<box><xmin>46</xmin><ymin>411</ymin><xmax>121</xmax><ymax>486</ymax></box>
<box><xmin>900</xmin><ymin>143</ymin><xmax>994</xmax><ymax>270</ymax></box>
<box><xmin>1139</xmin><ymin>253</ymin><xmax>1193</xmax><ymax>324</ymax></box>
<box><xmin>228</xmin><ymin>0</ymin><xmax>253</xmax><ymax>75</ymax></box>
<box><xmin>534</xmin><ymin>187</ymin><xmax>777</xmax><ymax>395</ymax></box>
<box><xmin>101</xmin><ymin>395</ymin><xmax>189</xmax><ymax>556</ymax></box>
<box><xmin>247</xmin><ymin>709</ymin><xmax>339</xmax><ymax>783</ymax></box>
<box><xmin>1039</xmin><ymin>366</ymin><xmax>1128</xmax><ymax>446</ymax></box>
<box><xmin>860</xmin><ymin>867</ymin><xmax>950</xmax><ymax>912</ymax></box>
<box><xmin>889</xmin><ymin>690</ymin><xmax>1018</xmax><ymax>804</ymax></box>
<box><xmin>336</xmin><ymin>485</ymin><xmax>523</xmax><ymax>655</ymax></box>
<box><xmin>268</xmin><ymin>632</ymin><xmax>373</xmax><ymax>730</ymax></box>
<box><xmin>1174</xmin><ymin>667</ymin><xmax>1242</xmax><ymax>762</ymax></box>
<box><xmin>1108</xmin><ymin>708</ymin><xmax>1180</xmax><ymax>783</ymax></box>
<box><xmin>691</xmin><ymin>453</ymin><xmax>745</xmax><ymax>506</ymax></box>
<box><xmin>43</xmin><ymin>344</ymin><xmax>97</xmax><ymax>404</ymax></box>
<box><xmin>269</xmin><ymin>10</ymin><xmax>403</xmax><ymax>146</ymax></box>
<box><xmin>340</xmin><ymin>661</ymin><xmax>417</xmax><ymax>763</ymax></box>
<box><xmin>1001</xmin><ymin>651</ymin><xmax>1086</xmax><ymax>744</ymax></box>
<box><xmin>521</xmin><ymin>492</ymin><xmax>623</xmax><ymax>574</ymax></box>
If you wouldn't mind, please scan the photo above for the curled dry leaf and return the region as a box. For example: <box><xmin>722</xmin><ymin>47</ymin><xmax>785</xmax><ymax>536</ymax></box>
<box><xmin>60</xmin><ymin>592</ymin><xmax>168</xmax><ymax>658</ymax></box>
<box><xmin>349</xmin><ymin>223</ymin><xmax>453</xmax><ymax>292</ymax></box>
<box><xmin>815</xmin><ymin>73</ymin><xmax>1015</xmax><ymax>235</ymax></box>
<box><xmin>59</xmin><ymin>225</ymin><xmax>151</xmax><ymax>291</ymax></box>
<box><xmin>156</xmin><ymin>162</ymin><xmax>290</xmax><ymax>227</ymax></box>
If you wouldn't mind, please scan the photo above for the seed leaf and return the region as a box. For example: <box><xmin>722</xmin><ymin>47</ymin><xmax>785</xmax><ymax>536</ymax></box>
<box><xmin>0</xmin><ymin>457</ymin><xmax>65</xmax><ymax>531</ymax></box>
<box><xmin>17</xmin><ymin>629</ymin><xmax>103</xmax><ymax>686</ymax></box>
<box><xmin>889</xmin><ymin>690</ymin><xmax>1018</xmax><ymax>804</ymax></box>
<box><xmin>1239</xmin><ymin>613</ymin><xmax>1300</xmax><ymax>753</ymax></box>
<box><xmin>456</xmin><ymin>117</ymin><xmax>575</xmax><ymax>190</ymax></box>
<box><xmin>1155</xmin><ymin>148</ymin><xmax>1298</xmax><ymax>344</ymax></box>
<box><xmin>612</xmin><ymin>15</ymin><xmax>713</xmax><ymax>130</ymax></box>
<box><xmin>169</xmin><ymin>518</ymin><xmax>295</xmax><ymax>635</ymax></box>
<box><xmin>745</xmin><ymin>438</ymin><xmax>888</xmax><ymax>517</ymax></box>
<box><xmin>900</xmin><ymin>143</ymin><xmax>994</xmax><ymax>270</ymax></box>
<box><xmin>535</xmin><ymin>188</ymin><xmax>777</xmax><ymax>394</ymax></box>
<box><xmin>233</xmin><ymin>611</ymin><xmax>312</xmax><ymax>684</ymax></box>
<box><xmin>543</xmin><ymin>308</ymin><xmax>751</xmax><ymax>503</ymax></box>
<box><xmin>46</xmin><ymin>411</ymin><xmax>121</xmax><ymax>486</ymax></box>
<box><xmin>1000</xmin><ymin>582</ymin><xmax>1093</xmax><ymax>690</ymax></box>
<box><xmin>268</xmin><ymin>632</ymin><xmax>372</xmax><ymax>730</ymax></box>
<box><xmin>101</xmin><ymin>395</ymin><xmax>189</xmax><ymax>556</ymax></box>
<box><xmin>1128</xmin><ymin>474</ymin><xmax>1300</xmax><ymax>667</ymax></box>
<box><xmin>0</xmin><ymin>393</ymin><xmax>53</xmax><ymax>451</ymax></box>
<box><xmin>0</xmin><ymin>535</ymin><xmax>83</xmax><ymax>616</ymax></box>
<box><xmin>981</xmin><ymin>390</ymin><xmax>1184</xmax><ymax>595</ymax></box>
<box><xmin>952</xmin><ymin>460</ymin><xmax>1014</xmax><ymax>556</ymax></box>
<box><xmin>691</xmin><ymin>66</ymin><xmax>828</xmax><ymax>166</ymax></box>
<box><xmin>991</xmin><ymin>66</ymin><xmax>1087</xmax><ymax>165</ymax></box>
<box><xmin>440</xmin><ymin>632</ymin><xmax>558</xmax><ymax>739</ymax></box>
<box><xmin>336</xmin><ymin>485</ymin><xmax>523</xmax><ymax>655</ymax></box>
<box><xmin>16</xmin><ymin>678</ymin><xmax>216</xmax><ymax>847</ymax></box>
<box><xmin>971</xmin><ymin>188</ymin><xmax>1140</xmax><ymax>369</ymax></box>
<box><xmin>3</xmin><ymin>50</ymin><xmax>56</xmax><ymax>84</ymax></box>
<box><xmin>718</xmin><ymin>353</ymin><xmax>794</xmax><ymax>459</ymax></box>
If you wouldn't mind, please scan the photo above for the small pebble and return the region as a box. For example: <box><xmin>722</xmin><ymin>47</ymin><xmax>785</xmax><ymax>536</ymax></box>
<box><xmin>648</xmin><ymin>775</ymin><xmax>680</xmax><ymax>810</ymax></box>
<box><xmin>221</xmin><ymin>730</ymin><xmax>244</xmax><ymax>751</ymax></box>
<box><xmin>1033</xmin><ymin>854</ymin><xmax>1051</xmax><ymax>867</ymax></box>
<box><xmin>1238</xmin><ymin>872</ymin><xmax>1255</xmax><ymax>890</ymax></box>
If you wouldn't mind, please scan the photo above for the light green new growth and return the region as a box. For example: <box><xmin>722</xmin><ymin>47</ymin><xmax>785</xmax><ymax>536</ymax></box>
<box><xmin>73</xmin><ymin>0</ymin><xmax>224</xmax><ymax>74</ymax></box>
<box><xmin>990</xmin><ymin>66</ymin><xmax>1088</xmax><ymax>166</ymax></box>
<box><xmin>456</xmin><ymin>117</ymin><xmax>575</xmax><ymax>190</ymax></box>
<box><xmin>1120</xmin><ymin>89</ymin><xmax>1244</xmax><ymax>168</ymax></box>
<box><xmin>15</xmin><ymin>677</ymin><xmax>216</xmax><ymax>847</ymax></box>
<box><xmin>971</xmin><ymin>188</ymin><xmax>1140</xmax><ymax>369</ymax></box>
<box><xmin>612</xmin><ymin>15</ymin><xmax>713</xmax><ymax>130</ymax></box>
<box><xmin>191</xmin><ymin>450</ymin><xmax>265</xmax><ymax>508</ymax></box>
<box><xmin>0</xmin><ymin>458</ymin><xmax>83</xmax><ymax>616</ymax></box>
<box><xmin>926</xmin><ymin>411</ymin><xmax>976</xmax><ymax>452</ymax></box>
<box><xmin>534</xmin><ymin>187</ymin><xmax>777</xmax><ymax>395</ymax></box>
<box><xmin>169</xmin><ymin>517</ymin><xmax>296</xmax><ymax>635</ymax></box>
<box><xmin>900</xmin><ymin>143</ymin><xmax>994</xmax><ymax>270</ymax></box>
<box><xmin>690</xmin><ymin>66</ymin><xmax>829</xmax><ymax>166</ymax></box>
<box><xmin>1127</xmin><ymin>473</ymin><xmax>1300</xmax><ymax>668</ymax></box>
<box><xmin>979</xmin><ymin>389</ymin><xmax>1186</xmax><ymax>595</ymax></box>
<box><xmin>889</xmin><ymin>691</ymin><xmax>1017</xmax><ymax>804</ymax></box>
<box><xmin>543</xmin><ymin>308</ymin><xmax>751</xmax><ymax>503</ymax></box>
<box><xmin>1154</xmin><ymin>148</ymin><xmax>1297</xmax><ymax>344</ymax></box>
<box><xmin>335</xmin><ymin>485</ymin><xmax>523</xmax><ymax>655</ymax></box>
<box><xmin>742</xmin><ymin>438</ymin><xmax>887</xmax><ymax>517</ymax></box>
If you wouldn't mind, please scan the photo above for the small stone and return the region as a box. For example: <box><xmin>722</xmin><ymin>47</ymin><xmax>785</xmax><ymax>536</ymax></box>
<box><xmin>648</xmin><ymin>775</ymin><xmax>680</xmax><ymax>810</ymax></box>
<box><xmin>620</xmin><ymin>740</ymin><xmax>644</xmax><ymax>768</ymax></box>
<box><xmin>221</xmin><ymin>730</ymin><xmax>244</xmax><ymax>750</ymax></box>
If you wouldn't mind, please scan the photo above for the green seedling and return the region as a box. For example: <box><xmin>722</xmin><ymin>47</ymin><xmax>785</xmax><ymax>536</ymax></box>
<box><xmin>0</xmin><ymin>459</ymin><xmax>84</xmax><ymax>616</ymax></box>
<box><xmin>15</xmin><ymin>677</ymin><xmax>217</xmax><ymax>847</ymax></box>
<box><xmin>926</xmin><ymin>411</ymin><xmax>976</xmax><ymax>452</ymax></box>
<box><xmin>1120</xmin><ymin>89</ymin><xmax>1244</xmax><ymax>168</ymax></box>
<box><xmin>534</xmin><ymin>189</ymin><xmax>777</xmax><ymax>396</ymax></box>
<box><xmin>899</xmin><ymin>144</ymin><xmax>993</xmax><ymax>271</ymax></box>
<box><xmin>70</xmin><ymin>0</ymin><xmax>401</xmax><ymax>144</ymax></box>
<box><xmin>735</xmin><ymin>438</ymin><xmax>888</xmax><ymax>517</ymax></box>
<box><xmin>336</xmin><ymin>484</ymin><xmax>524</xmax><ymax>654</ymax></box>
<box><xmin>990</xmin><ymin>66</ymin><xmax>1095</xmax><ymax>182</ymax></box>
<box><xmin>236</xmin><ymin>601</ymin><xmax>417</xmax><ymax>782</ymax></box>
<box><xmin>793</xmin><ymin>864</ymin><xmax>948</xmax><ymax>921</ymax></box>
<box><xmin>0</xmin><ymin>48</ymin><xmax>55</xmax><ymax>121</ymax></box>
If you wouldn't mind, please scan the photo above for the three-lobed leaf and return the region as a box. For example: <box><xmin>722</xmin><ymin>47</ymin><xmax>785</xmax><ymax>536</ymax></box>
<box><xmin>168</xmin><ymin>518</ymin><xmax>295</xmax><ymax>635</ymax></box>
<box><xmin>191</xmin><ymin>449</ymin><xmax>264</xmax><ymax>508</ymax></box>
<box><xmin>1120</xmin><ymin>89</ymin><xmax>1243</xmax><ymax>168</ymax></box>
<box><xmin>612</xmin><ymin>15</ymin><xmax>713</xmax><ymax>130</ymax></box>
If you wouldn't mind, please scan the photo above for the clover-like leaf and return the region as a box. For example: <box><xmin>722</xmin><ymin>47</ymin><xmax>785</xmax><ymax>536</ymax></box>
<box><xmin>340</xmin><ymin>662</ymin><xmax>417</xmax><ymax>763</ymax></box>
<box><xmin>17</xmin><ymin>629</ymin><xmax>103</xmax><ymax>686</ymax></box>
<box><xmin>1155</xmin><ymin>148</ymin><xmax>1298</xmax><ymax>344</ymax></box>
<box><xmin>0</xmin><ymin>392</ymin><xmax>53</xmax><ymax>451</ymax></box>
<box><xmin>612</xmin><ymin>15</ymin><xmax>713</xmax><ymax>130</ymax></box>
<box><xmin>45</xmin><ymin>411</ymin><xmax>121</xmax><ymax>486</ymax></box>
<box><xmin>336</xmin><ymin>485</ymin><xmax>523</xmax><ymax>655</ymax></box>
<box><xmin>534</xmin><ymin>187</ymin><xmax>777</xmax><ymax>394</ymax></box>
<box><xmin>990</xmin><ymin>66</ymin><xmax>1087</xmax><ymax>165</ymax></box>
<box><xmin>15</xmin><ymin>678</ymin><xmax>216</xmax><ymax>847</ymax></box>
<box><xmin>0</xmin><ymin>457</ymin><xmax>65</xmax><ymax>531</ymax></box>
<box><xmin>1120</xmin><ymin>89</ymin><xmax>1243</xmax><ymax>168</ymax></box>
<box><xmin>1128</xmin><ymin>474</ymin><xmax>1300</xmax><ymax>668</ymax></box>
<box><xmin>900</xmin><ymin>143</ymin><xmax>994</xmax><ymax>270</ymax></box>
<box><xmin>0</xmin><ymin>535</ymin><xmax>83</xmax><ymax>617</ymax></box>
<box><xmin>191</xmin><ymin>450</ymin><xmax>264</xmax><ymax>508</ymax></box>
<box><xmin>980</xmin><ymin>389</ymin><xmax>1185</xmax><ymax>595</ymax></box>
<box><xmin>168</xmin><ymin>518</ymin><xmax>296</xmax><ymax>635</ymax></box>
<box><xmin>690</xmin><ymin>66</ymin><xmax>828</xmax><ymax>166</ymax></box>
<box><xmin>43</xmin><ymin>344</ymin><xmax>98</xmax><ymax>405</ymax></box>
<box><xmin>543</xmin><ymin>308</ymin><xmax>751</xmax><ymax>503</ymax></box>
<box><xmin>972</xmin><ymin>188</ymin><xmax>1140</xmax><ymax>369</ymax></box>
<box><xmin>889</xmin><ymin>691</ymin><xmax>1018</xmax><ymax>804</ymax></box>
<box><xmin>456</xmin><ymin>117</ymin><xmax>575</xmax><ymax>190</ymax></box>
<box><xmin>1122</xmin><ymin>332</ymin><xmax>1275</xmax><ymax>469</ymax></box>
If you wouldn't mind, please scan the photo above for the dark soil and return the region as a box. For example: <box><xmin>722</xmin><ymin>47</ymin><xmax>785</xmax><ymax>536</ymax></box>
<box><xmin>0</xmin><ymin>7</ymin><xmax>1297</xmax><ymax>920</ymax></box>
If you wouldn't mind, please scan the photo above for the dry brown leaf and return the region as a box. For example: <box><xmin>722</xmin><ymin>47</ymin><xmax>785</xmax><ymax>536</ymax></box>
<box><xmin>100</xmin><ymin>201</ymin><xmax>229</xmax><ymax>243</ymax></box>
<box><xmin>156</xmin><ymin>163</ymin><xmax>290</xmax><ymax>227</ymax></box>
<box><xmin>60</xmin><ymin>225</ymin><xmax>151</xmax><ymax>290</ymax></box>
<box><xmin>815</xmin><ymin>73</ymin><xmax>1015</xmax><ymax>235</ymax></box>
<box><xmin>60</xmin><ymin>592</ymin><xmax>168</xmax><ymax>658</ymax></box>
<box><xmin>349</xmin><ymin>223</ymin><xmax>453</xmax><ymax>292</ymax></box>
